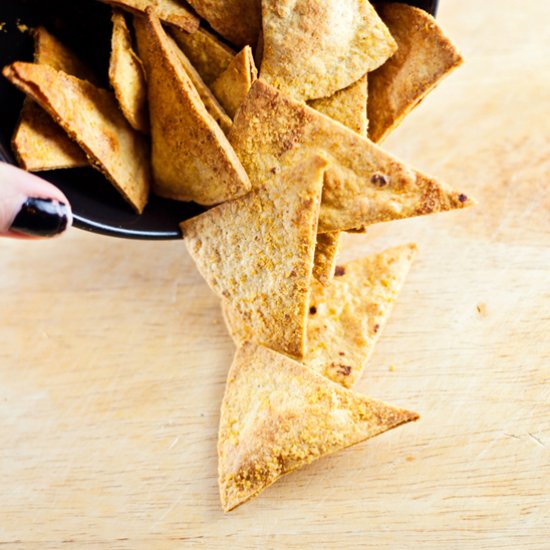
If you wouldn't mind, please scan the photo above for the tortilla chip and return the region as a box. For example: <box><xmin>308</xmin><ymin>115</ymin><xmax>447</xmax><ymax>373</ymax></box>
<box><xmin>170</xmin><ymin>26</ymin><xmax>235</xmax><ymax>85</ymax></box>
<box><xmin>3</xmin><ymin>63</ymin><xmax>150</xmax><ymax>213</ymax></box>
<box><xmin>211</xmin><ymin>46</ymin><xmax>258</xmax><ymax>119</ymax></box>
<box><xmin>97</xmin><ymin>0</ymin><xmax>199</xmax><ymax>32</ymax></box>
<box><xmin>260</xmin><ymin>0</ymin><xmax>396</xmax><ymax>101</ymax></box>
<box><xmin>134</xmin><ymin>11</ymin><xmax>250</xmax><ymax>204</ymax></box>
<box><xmin>305</xmin><ymin>244</ymin><xmax>417</xmax><ymax>388</ymax></box>
<box><xmin>185</xmin><ymin>0</ymin><xmax>261</xmax><ymax>48</ymax></box>
<box><xmin>109</xmin><ymin>11</ymin><xmax>149</xmax><ymax>133</ymax></box>
<box><xmin>229</xmin><ymin>80</ymin><xmax>474</xmax><ymax>233</ymax></box>
<box><xmin>167</xmin><ymin>34</ymin><xmax>232</xmax><ymax>134</ymax></box>
<box><xmin>219</xmin><ymin>343</ymin><xmax>419</xmax><ymax>512</ymax></box>
<box><xmin>309</xmin><ymin>74</ymin><xmax>368</xmax><ymax>137</ymax></box>
<box><xmin>182</xmin><ymin>155</ymin><xmax>327</xmax><ymax>358</ymax></box>
<box><xmin>12</xmin><ymin>101</ymin><xmax>87</xmax><ymax>171</ymax></box>
<box><xmin>368</xmin><ymin>4</ymin><xmax>463</xmax><ymax>143</ymax></box>
<box><xmin>312</xmin><ymin>232</ymin><xmax>341</xmax><ymax>286</ymax></box>
<box><xmin>12</xmin><ymin>26</ymin><xmax>93</xmax><ymax>171</ymax></box>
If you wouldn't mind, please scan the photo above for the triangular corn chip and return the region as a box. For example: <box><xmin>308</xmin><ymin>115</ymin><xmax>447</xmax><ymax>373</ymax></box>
<box><xmin>110</xmin><ymin>10</ymin><xmax>149</xmax><ymax>133</ymax></box>
<box><xmin>219</xmin><ymin>343</ymin><xmax>419</xmax><ymax>512</ymax></box>
<box><xmin>305</xmin><ymin>244</ymin><xmax>417</xmax><ymax>388</ymax></box>
<box><xmin>185</xmin><ymin>0</ymin><xmax>261</xmax><ymax>48</ymax></box>
<box><xmin>211</xmin><ymin>46</ymin><xmax>258</xmax><ymax>119</ymax></box>
<box><xmin>12</xmin><ymin>101</ymin><xmax>88</xmax><ymax>172</ymax></box>
<box><xmin>229</xmin><ymin>80</ymin><xmax>474</xmax><ymax>233</ymax></box>
<box><xmin>182</xmin><ymin>155</ymin><xmax>327</xmax><ymax>358</ymax></box>
<box><xmin>97</xmin><ymin>0</ymin><xmax>199</xmax><ymax>32</ymax></box>
<box><xmin>309</xmin><ymin>74</ymin><xmax>368</xmax><ymax>137</ymax></box>
<box><xmin>260</xmin><ymin>0</ymin><xmax>396</xmax><ymax>101</ymax></box>
<box><xmin>3</xmin><ymin>62</ymin><xmax>150</xmax><ymax>213</ymax></box>
<box><xmin>368</xmin><ymin>4</ymin><xmax>463</xmax><ymax>143</ymax></box>
<box><xmin>312</xmin><ymin>232</ymin><xmax>341</xmax><ymax>286</ymax></box>
<box><xmin>170</xmin><ymin>26</ymin><xmax>235</xmax><ymax>85</ymax></box>
<box><xmin>134</xmin><ymin>10</ymin><xmax>250</xmax><ymax>204</ymax></box>
<box><xmin>167</xmin><ymin>34</ymin><xmax>232</xmax><ymax>134</ymax></box>
<box><xmin>12</xmin><ymin>27</ymin><xmax>91</xmax><ymax>171</ymax></box>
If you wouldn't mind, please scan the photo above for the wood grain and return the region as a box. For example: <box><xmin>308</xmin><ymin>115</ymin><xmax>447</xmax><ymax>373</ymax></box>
<box><xmin>1</xmin><ymin>0</ymin><xmax>549</xmax><ymax>547</ymax></box>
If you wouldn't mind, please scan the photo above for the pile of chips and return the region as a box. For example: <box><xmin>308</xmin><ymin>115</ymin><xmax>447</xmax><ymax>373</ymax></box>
<box><xmin>3</xmin><ymin>0</ymin><xmax>473</xmax><ymax>512</ymax></box>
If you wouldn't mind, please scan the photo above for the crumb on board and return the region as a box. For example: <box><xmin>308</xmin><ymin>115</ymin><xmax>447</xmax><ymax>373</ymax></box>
<box><xmin>476</xmin><ymin>302</ymin><xmax>488</xmax><ymax>317</ymax></box>
<box><xmin>389</xmin><ymin>364</ymin><xmax>396</xmax><ymax>372</ymax></box>
<box><xmin>406</xmin><ymin>456</ymin><xmax>415</xmax><ymax>462</ymax></box>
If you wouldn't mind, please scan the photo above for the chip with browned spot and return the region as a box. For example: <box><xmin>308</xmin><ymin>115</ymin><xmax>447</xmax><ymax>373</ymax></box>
<box><xmin>218</xmin><ymin>343</ymin><xmax>419</xmax><ymax>512</ymax></box>
<box><xmin>305</xmin><ymin>243</ymin><xmax>417</xmax><ymax>388</ymax></box>
<box><xmin>229</xmin><ymin>80</ymin><xmax>474</xmax><ymax>233</ymax></box>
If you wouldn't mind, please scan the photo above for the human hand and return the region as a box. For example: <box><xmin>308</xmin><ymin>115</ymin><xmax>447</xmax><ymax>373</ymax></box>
<box><xmin>0</xmin><ymin>162</ymin><xmax>72</xmax><ymax>238</ymax></box>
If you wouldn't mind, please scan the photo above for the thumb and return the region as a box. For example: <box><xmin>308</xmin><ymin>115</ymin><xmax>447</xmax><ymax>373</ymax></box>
<box><xmin>0</xmin><ymin>162</ymin><xmax>72</xmax><ymax>238</ymax></box>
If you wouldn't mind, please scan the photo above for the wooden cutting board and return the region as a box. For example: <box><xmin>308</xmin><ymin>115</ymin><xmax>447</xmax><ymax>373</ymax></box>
<box><xmin>0</xmin><ymin>0</ymin><xmax>548</xmax><ymax>547</ymax></box>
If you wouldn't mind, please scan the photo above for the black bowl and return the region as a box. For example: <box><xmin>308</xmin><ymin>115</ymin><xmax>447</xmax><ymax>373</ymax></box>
<box><xmin>0</xmin><ymin>0</ymin><xmax>438</xmax><ymax>240</ymax></box>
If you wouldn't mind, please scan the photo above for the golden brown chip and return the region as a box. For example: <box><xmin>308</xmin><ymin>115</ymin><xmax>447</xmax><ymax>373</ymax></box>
<box><xmin>219</xmin><ymin>343</ymin><xmax>419</xmax><ymax>512</ymax></box>
<box><xmin>12</xmin><ymin>101</ymin><xmax>87</xmax><ymax>172</ymax></box>
<box><xmin>260</xmin><ymin>0</ymin><xmax>396</xmax><ymax>101</ymax></box>
<box><xmin>3</xmin><ymin>62</ymin><xmax>150</xmax><ymax>213</ymax></box>
<box><xmin>110</xmin><ymin>10</ymin><xmax>149</xmax><ymax>133</ymax></box>
<box><xmin>185</xmin><ymin>0</ymin><xmax>261</xmax><ymax>48</ymax></box>
<box><xmin>309</xmin><ymin>74</ymin><xmax>368</xmax><ymax>137</ymax></box>
<box><xmin>134</xmin><ymin>10</ymin><xmax>250</xmax><ymax>204</ymax></box>
<box><xmin>97</xmin><ymin>0</ymin><xmax>199</xmax><ymax>32</ymax></box>
<box><xmin>368</xmin><ymin>4</ymin><xmax>463</xmax><ymax>143</ymax></box>
<box><xmin>229</xmin><ymin>80</ymin><xmax>474</xmax><ymax>233</ymax></box>
<box><xmin>170</xmin><ymin>26</ymin><xmax>235</xmax><ymax>85</ymax></box>
<box><xmin>167</xmin><ymin>34</ymin><xmax>232</xmax><ymax>134</ymax></box>
<box><xmin>182</xmin><ymin>155</ymin><xmax>327</xmax><ymax>358</ymax></box>
<box><xmin>12</xmin><ymin>26</ymin><xmax>92</xmax><ymax>171</ymax></box>
<box><xmin>211</xmin><ymin>46</ymin><xmax>258</xmax><ymax>119</ymax></box>
<box><xmin>312</xmin><ymin>232</ymin><xmax>341</xmax><ymax>286</ymax></box>
<box><xmin>305</xmin><ymin>244</ymin><xmax>417</xmax><ymax>388</ymax></box>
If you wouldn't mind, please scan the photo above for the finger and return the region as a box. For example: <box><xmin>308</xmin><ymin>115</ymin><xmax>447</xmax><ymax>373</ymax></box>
<box><xmin>0</xmin><ymin>162</ymin><xmax>73</xmax><ymax>238</ymax></box>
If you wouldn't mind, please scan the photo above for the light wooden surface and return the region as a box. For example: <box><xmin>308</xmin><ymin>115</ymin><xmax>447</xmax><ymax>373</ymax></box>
<box><xmin>1</xmin><ymin>0</ymin><xmax>549</xmax><ymax>547</ymax></box>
